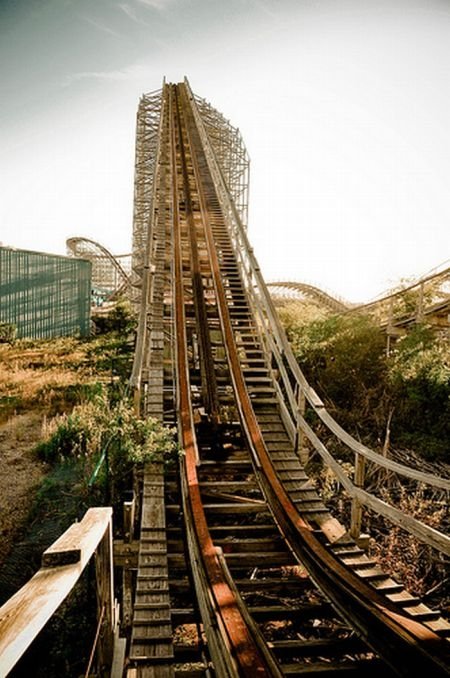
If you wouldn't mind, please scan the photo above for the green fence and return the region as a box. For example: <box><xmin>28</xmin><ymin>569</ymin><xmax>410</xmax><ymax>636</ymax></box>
<box><xmin>0</xmin><ymin>247</ymin><xmax>91</xmax><ymax>339</ymax></box>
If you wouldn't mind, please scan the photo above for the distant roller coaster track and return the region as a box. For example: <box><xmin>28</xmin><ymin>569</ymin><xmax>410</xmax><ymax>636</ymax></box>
<box><xmin>67</xmin><ymin>240</ymin><xmax>449</xmax><ymax>326</ymax></box>
<box><xmin>268</xmin><ymin>264</ymin><xmax>450</xmax><ymax>330</ymax></box>
<box><xmin>266</xmin><ymin>281</ymin><xmax>351</xmax><ymax>312</ymax></box>
<box><xmin>66</xmin><ymin>236</ymin><xmax>131</xmax><ymax>299</ymax></box>
<box><xmin>348</xmin><ymin>263</ymin><xmax>450</xmax><ymax>313</ymax></box>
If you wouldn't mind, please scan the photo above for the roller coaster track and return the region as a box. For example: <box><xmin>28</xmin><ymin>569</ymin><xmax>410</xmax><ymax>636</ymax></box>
<box><xmin>267</xmin><ymin>266</ymin><xmax>450</xmax><ymax>332</ymax></box>
<box><xmin>127</xmin><ymin>81</ymin><xmax>450</xmax><ymax>677</ymax></box>
<box><xmin>66</xmin><ymin>236</ymin><xmax>132</xmax><ymax>300</ymax></box>
<box><xmin>1</xmin><ymin>80</ymin><xmax>449</xmax><ymax>677</ymax></box>
<box><xmin>266</xmin><ymin>282</ymin><xmax>351</xmax><ymax>313</ymax></box>
<box><xmin>349</xmin><ymin>265</ymin><xmax>450</xmax><ymax>332</ymax></box>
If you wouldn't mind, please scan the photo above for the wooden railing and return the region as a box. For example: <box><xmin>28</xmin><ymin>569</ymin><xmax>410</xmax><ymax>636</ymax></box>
<box><xmin>0</xmin><ymin>507</ymin><xmax>117</xmax><ymax>677</ymax></box>
<box><xmin>186</xmin><ymin>77</ymin><xmax>450</xmax><ymax>558</ymax></box>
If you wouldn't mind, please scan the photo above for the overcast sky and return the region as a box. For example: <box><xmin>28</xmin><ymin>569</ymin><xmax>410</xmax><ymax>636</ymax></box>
<box><xmin>1</xmin><ymin>0</ymin><xmax>449</xmax><ymax>302</ymax></box>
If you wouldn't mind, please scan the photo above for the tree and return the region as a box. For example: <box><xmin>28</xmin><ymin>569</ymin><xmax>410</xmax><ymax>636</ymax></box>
<box><xmin>285</xmin><ymin>313</ymin><xmax>389</xmax><ymax>439</ymax></box>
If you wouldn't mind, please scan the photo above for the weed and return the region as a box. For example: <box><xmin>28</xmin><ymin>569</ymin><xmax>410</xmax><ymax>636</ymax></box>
<box><xmin>0</xmin><ymin>323</ymin><xmax>16</xmax><ymax>343</ymax></box>
<box><xmin>369</xmin><ymin>485</ymin><xmax>447</xmax><ymax>598</ymax></box>
<box><xmin>34</xmin><ymin>394</ymin><xmax>178</xmax><ymax>503</ymax></box>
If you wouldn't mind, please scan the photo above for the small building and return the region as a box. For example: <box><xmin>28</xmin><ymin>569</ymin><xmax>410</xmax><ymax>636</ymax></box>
<box><xmin>0</xmin><ymin>246</ymin><xmax>91</xmax><ymax>339</ymax></box>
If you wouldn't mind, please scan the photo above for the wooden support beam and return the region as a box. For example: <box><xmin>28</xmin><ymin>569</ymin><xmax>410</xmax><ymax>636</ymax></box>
<box><xmin>295</xmin><ymin>387</ymin><xmax>308</xmax><ymax>465</ymax></box>
<box><xmin>96</xmin><ymin>517</ymin><xmax>115</xmax><ymax>673</ymax></box>
<box><xmin>122</xmin><ymin>567</ymin><xmax>134</xmax><ymax>628</ymax></box>
<box><xmin>416</xmin><ymin>282</ymin><xmax>425</xmax><ymax>323</ymax></box>
<box><xmin>124</xmin><ymin>491</ymin><xmax>136</xmax><ymax>543</ymax></box>
<box><xmin>350</xmin><ymin>453</ymin><xmax>366</xmax><ymax>541</ymax></box>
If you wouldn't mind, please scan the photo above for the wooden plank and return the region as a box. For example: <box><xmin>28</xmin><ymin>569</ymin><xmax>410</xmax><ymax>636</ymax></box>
<box><xmin>139</xmin><ymin>554</ymin><xmax>169</xmax><ymax>568</ymax></box>
<box><xmin>142</xmin><ymin>503</ymin><xmax>166</xmax><ymax>530</ymax></box>
<box><xmin>269</xmin><ymin>636</ymin><xmax>367</xmax><ymax>657</ymax></box>
<box><xmin>202</xmin><ymin>502</ymin><xmax>270</xmax><ymax>514</ymax></box>
<box><xmin>41</xmin><ymin>523</ymin><xmax>82</xmax><ymax>566</ymax></box>
<box><xmin>123</xmin><ymin>567</ymin><xmax>134</xmax><ymax>626</ymax></box>
<box><xmin>356</xmin><ymin>488</ymin><xmax>450</xmax><ymax>556</ymax></box>
<box><xmin>249</xmin><ymin>603</ymin><xmax>333</xmax><ymax>621</ymax></box>
<box><xmin>270</xmin><ymin>451</ymin><xmax>299</xmax><ymax>460</ymax></box>
<box><xmin>0</xmin><ymin>508</ymin><xmax>112</xmax><ymax>676</ymax></box>
<box><xmin>124</xmin><ymin>493</ymin><xmax>136</xmax><ymax>543</ymax></box>
<box><xmin>111</xmin><ymin>635</ymin><xmax>127</xmax><ymax>678</ymax></box>
<box><xmin>96</xmin><ymin>520</ymin><xmax>115</xmax><ymax>668</ymax></box>
<box><xmin>130</xmin><ymin>464</ymin><xmax>173</xmax><ymax>670</ymax></box>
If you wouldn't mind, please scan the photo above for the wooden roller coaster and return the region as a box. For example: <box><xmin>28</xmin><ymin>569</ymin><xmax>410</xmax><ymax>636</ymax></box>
<box><xmin>267</xmin><ymin>264</ymin><xmax>450</xmax><ymax>336</ymax></box>
<box><xmin>1</xmin><ymin>79</ymin><xmax>449</xmax><ymax>677</ymax></box>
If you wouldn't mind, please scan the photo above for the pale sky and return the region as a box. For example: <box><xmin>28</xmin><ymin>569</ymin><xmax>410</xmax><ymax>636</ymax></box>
<box><xmin>1</xmin><ymin>0</ymin><xmax>449</xmax><ymax>302</ymax></box>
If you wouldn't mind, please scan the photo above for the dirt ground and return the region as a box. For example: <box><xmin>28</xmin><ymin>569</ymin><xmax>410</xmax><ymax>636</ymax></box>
<box><xmin>0</xmin><ymin>413</ymin><xmax>47</xmax><ymax>567</ymax></box>
<box><xmin>0</xmin><ymin>336</ymin><xmax>108</xmax><ymax>568</ymax></box>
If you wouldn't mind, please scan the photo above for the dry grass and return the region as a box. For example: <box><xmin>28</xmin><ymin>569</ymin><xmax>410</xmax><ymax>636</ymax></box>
<box><xmin>0</xmin><ymin>337</ymin><xmax>110</xmax><ymax>423</ymax></box>
<box><xmin>0</xmin><ymin>413</ymin><xmax>47</xmax><ymax>566</ymax></box>
<box><xmin>0</xmin><ymin>367</ymin><xmax>76</xmax><ymax>399</ymax></box>
<box><xmin>0</xmin><ymin>336</ymin><xmax>111</xmax><ymax>566</ymax></box>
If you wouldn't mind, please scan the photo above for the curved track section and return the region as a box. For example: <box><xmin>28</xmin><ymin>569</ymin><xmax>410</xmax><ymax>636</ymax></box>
<box><xmin>268</xmin><ymin>266</ymin><xmax>450</xmax><ymax>332</ymax></box>
<box><xmin>66</xmin><ymin>236</ymin><xmax>131</xmax><ymax>299</ymax></box>
<box><xmin>267</xmin><ymin>281</ymin><xmax>351</xmax><ymax>313</ymax></box>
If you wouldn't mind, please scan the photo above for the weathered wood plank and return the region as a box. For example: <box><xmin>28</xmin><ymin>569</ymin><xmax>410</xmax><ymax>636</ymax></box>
<box><xmin>130</xmin><ymin>464</ymin><xmax>174</xmax><ymax>671</ymax></box>
<box><xmin>356</xmin><ymin>488</ymin><xmax>450</xmax><ymax>556</ymax></box>
<box><xmin>0</xmin><ymin>507</ymin><xmax>112</xmax><ymax>676</ymax></box>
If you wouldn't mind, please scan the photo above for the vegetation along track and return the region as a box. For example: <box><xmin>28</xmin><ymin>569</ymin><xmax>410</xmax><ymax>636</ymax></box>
<box><xmin>127</xmin><ymin>81</ymin><xmax>450</xmax><ymax>677</ymax></box>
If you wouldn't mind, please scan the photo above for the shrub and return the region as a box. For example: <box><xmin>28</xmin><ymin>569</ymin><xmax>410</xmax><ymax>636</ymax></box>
<box><xmin>388</xmin><ymin>325</ymin><xmax>450</xmax><ymax>459</ymax></box>
<box><xmin>281</xmin><ymin>309</ymin><xmax>449</xmax><ymax>460</ymax></box>
<box><xmin>0</xmin><ymin>323</ymin><xmax>16</xmax><ymax>343</ymax></box>
<box><xmin>92</xmin><ymin>298</ymin><xmax>136</xmax><ymax>335</ymax></box>
<box><xmin>286</xmin><ymin>313</ymin><xmax>390</xmax><ymax>438</ymax></box>
<box><xmin>35</xmin><ymin>394</ymin><xmax>178</xmax><ymax>486</ymax></box>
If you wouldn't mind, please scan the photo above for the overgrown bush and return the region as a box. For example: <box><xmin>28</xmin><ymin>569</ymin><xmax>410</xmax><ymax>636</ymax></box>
<box><xmin>87</xmin><ymin>302</ymin><xmax>136</xmax><ymax>399</ymax></box>
<box><xmin>35</xmin><ymin>394</ymin><xmax>109</xmax><ymax>464</ymax></box>
<box><xmin>282</xmin><ymin>309</ymin><xmax>449</xmax><ymax>460</ymax></box>
<box><xmin>388</xmin><ymin>326</ymin><xmax>450</xmax><ymax>459</ymax></box>
<box><xmin>0</xmin><ymin>334</ymin><xmax>131</xmax><ymax>425</ymax></box>
<box><xmin>0</xmin><ymin>323</ymin><xmax>16</xmax><ymax>343</ymax></box>
<box><xmin>34</xmin><ymin>392</ymin><xmax>178</xmax><ymax>494</ymax></box>
<box><xmin>285</xmin><ymin>313</ymin><xmax>390</xmax><ymax>438</ymax></box>
<box><xmin>92</xmin><ymin>298</ymin><xmax>136</xmax><ymax>335</ymax></box>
